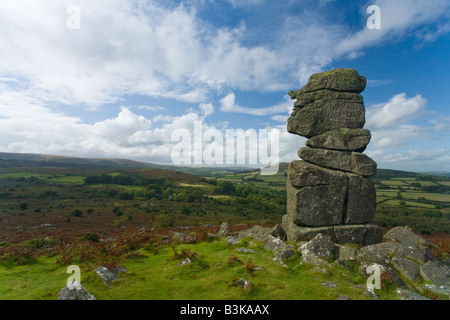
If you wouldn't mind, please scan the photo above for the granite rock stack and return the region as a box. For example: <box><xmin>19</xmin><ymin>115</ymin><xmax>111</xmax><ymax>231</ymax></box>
<box><xmin>282</xmin><ymin>68</ymin><xmax>382</xmax><ymax>245</ymax></box>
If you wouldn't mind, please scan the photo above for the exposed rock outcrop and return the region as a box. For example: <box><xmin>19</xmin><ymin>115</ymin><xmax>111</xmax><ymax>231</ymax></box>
<box><xmin>234</xmin><ymin>224</ymin><xmax>448</xmax><ymax>300</ymax></box>
<box><xmin>57</xmin><ymin>282</ymin><xmax>96</xmax><ymax>300</ymax></box>
<box><xmin>282</xmin><ymin>68</ymin><xmax>381</xmax><ymax>245</ymax></box>
<box><xmin>95</xmin><ymin>266</ymin><xmax>120</xmax><ymax>287</ymax></box>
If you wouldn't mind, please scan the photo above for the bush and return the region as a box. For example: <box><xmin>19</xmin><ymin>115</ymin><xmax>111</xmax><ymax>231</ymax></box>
<box><xmin>0</xmin><ymin>238</ymin><xmax>60</xmax><ymax>265</ymax></box>
<box><xmin>214</xmin><ymin>181</ymin><xmax>235</xmax><ymax>195</ymax></box>
<box><xmin>118</xmin><ymin>192</ymin><xmax>133</xmax><ymax>200</ymax></box>
<box><xmin>71</xmin><ymin>209</ymin><xmax>83</xmax><ymax>217</ymax></box>
<box><xmin>77</xmin><ymin>232</ymin><xmax>100</xmax><ymax>243</ymax></box>
<box><xmin>167</xmin><ymin>247</ymin><xmax>198</xmax><ymax>262</ymax></box>
<box><xmin>113</xmin><ymin>206</ymin><xmax>123</xmax><ymax>216</ymax></box>
<box><xmin>155</xmin><ymin>213</ymin><xmax>175</xmax><ymax>228</ymax></box>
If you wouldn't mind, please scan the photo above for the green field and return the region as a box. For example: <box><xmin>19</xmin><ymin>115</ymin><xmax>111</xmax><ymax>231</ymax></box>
<box><xmin>224</xmin><ymin>167</ymin><xmax>450</xmax><ymax>234</ymax></box>
<box><xmin>380</xmin><ymin>180</ymin><xmax>408</xmax><ymax>186</ymax></box>
<box><xmin>400</xmin><ymin>191</ymin><xmax>450</xmax><ymax>202</ymax></box>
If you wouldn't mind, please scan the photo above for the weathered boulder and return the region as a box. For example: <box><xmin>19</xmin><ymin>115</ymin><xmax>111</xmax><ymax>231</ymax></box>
<box><xmin>207</xmin><ymin>233</ymin><xmax>220</xmax><ymax>241</ymax></box>
<box><xmin>298</xmin><ymin>147</ymin><xmax>377</xmax><ymax>177</ymax></box>
<box><xmin>227</xmin><ymin>236</ymin><xmax>241</xmax><ymax>245</ymax></box>
<box><xmin>234</xmin><ymin>278</ymin><xmax>253</xmax><ymax>289</ymax></box>
<box><xmin>95</xmin><ymin>266</ymin><xmax>120</xmax><ymax>287</ymax></box>
<box><xmin>287</xmin><ymin>161</ymin><xmax>376</xmax><ymax>225</ymax></box>
<box><xmin>282</xmin><ymin>214</ymin><xmax>382</xmax><ymax>245</ymax></box>
<box><xmin>423</xmin><ymin>284</ymin><xmax>450</xmax><ymax>298</ymax></box>
<box><xmin>300</xmin><ymin>254</ymin><xmax>333</xmax><ymax>267</ymax></box>
<box><xmin>273</xmin><ymin>248</ymin><xmax>297</xmax><ymax>261</ymax></box>
<box><xmin>287</xmin><ymin>160</ymin><xmax>348</xmax><ymax>187</ymax></box>
<box><xmin>335</xmin><ymin>244</ymin><xmax>358</xmax><ymax>262</ymax></box>
<box><xmin>358</xmin><ymin>242</ymin><xmax>436</xmax><ymax>267</ymax></box>
<box><xmin>287</xmin><ymin>181</ymin><xmax>347</xmax><ymax>227</ymax></box>
<box><xmin>218</xmin><ymin>222</ymin><xmax>230</xmax><ymax>237</ymax></box>
<box><xmin>282</xmin><ymin>214</ymin><xmax>337</xmax><ymax>242</ymax></box>
<box><xmin>391</xmin><ymin>257</ymin><xmax>421</xmax><ymax>282</ymax></box>
<box><xmin>177</xmin><ymin>258</ymin><xmax>192</xmax><ymax>266</ymax></box>
<box><xmin>361</xmin><ymin>263</ymin><xmax>405</xmax><ymax>287</ymax></box>
<box><xmin>171</xmin><ymin>231</ymin><xmax>197</xmax><ymax>244</ymax></box>
<box><xmin>333</xmin><ymin>224</ymin><xmax>382</xmax><ymax>245</ymax></box>
<box><xmin>357</xmin><ymin>245</ymin><xmax>389</xmax><ymax>268</ymax></box>
<box><xmin>306</xmin><ymin>128</ymin><xmax>371</xmax><ymax>152</ymax></box>
<box><xmin>420</xmin><ymin>260</ymin><xmax>450</xmax><ymax>287</ymax></box>
<box><xmin>384</xmin><ymin>226</ymin><xmax>437</xmax><ymax>248</ymax></box>
<box><xmin>396</xmin><ymin>288</ymin><xmax>429</xmax><ymax>300</ymax></box>
<box><xmin>57</xmin><ymin>282</ymin><xmax>96</xmax><ymax>300</ymax></box>
<box><xmin>235</xmin><ymin>225</ymin><xmax>271</xmax><ymax>240</ymax></box>
<box><xmin>287</xmin><ymin>69</ymin><xmax>367</xmax><ymax>139</ymax></box>
<box><xmin>291</xmin><ymin>88</ymin><xmax>364</xmax><ymax>108</ymax></box>
<box><xmin>263</xmin><ymin>235</ymin><xmax>294</xmax><ymax>252</ymax></box>
<box><xmin>287</xmin><ymin>92</ymin><xmax>366</xmax><ymax>138</ymax></box>
<box><xmin>288</xmin><ymin>68</ymin><xmax>367</xmax><ymax>96</ymax></box>
<box><xmin>345</xmin><ymin>173</ymin><xmax>376</xmax><ymax>224</ymax></box>
<box><xmin>299</xmin><ymin>233</ymin><xmax>337</xmax><ymax>260</ymax></box>
<box><xmin>271</xmin><ymin>224</ymin><xmax>287</xmax><ymax>241</ymax></box>
<box><xmin>113</xmin><ymin>266</ymin><xmax>128</xmax><ymax>274</ymax></box>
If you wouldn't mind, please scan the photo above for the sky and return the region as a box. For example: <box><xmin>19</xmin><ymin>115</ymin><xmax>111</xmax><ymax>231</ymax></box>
<box><xmin>0</xmin><ymin>0</ymin><xmax>449</xmax><ymax>172</ymax></box>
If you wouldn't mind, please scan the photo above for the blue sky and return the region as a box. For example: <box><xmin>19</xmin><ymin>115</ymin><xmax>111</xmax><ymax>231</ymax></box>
<box><xmin>0</xmin><ymin>0</ymin><xmax>449</xmax><ymax>172</ymax></box>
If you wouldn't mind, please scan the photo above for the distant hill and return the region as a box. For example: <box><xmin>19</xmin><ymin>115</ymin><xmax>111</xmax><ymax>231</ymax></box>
<box><xmin>1</xmin><ymin>152</ymin><xmax>447</xmax><ymax>181</ymax></box>
<box><xmin>257</xmin><ymin>163</ymin><xmax>450</xmax><ymax>182</ymax></box>
<box><xmin>371</xmin><ymin>168</ymin><xmax>419</xmax><ymax>180</ymax></box>
<box><xmin>373</xmin><ymin>169</ymin><xmax>450</xmax><ymax>181</ymax></box>
<box><xmin>417</xmin><ymin>171</ymin><xmax>450</xmax><ymax>178</ymax></box>
<box><xmin>0</xmin><ymin>152</ymin><xmax>259</xmax><ymax>174</ymax></box>
<box><xmin>0</xmin><ymin>152</ymin><xmax>163</xmax><ymax>170</ymax></box>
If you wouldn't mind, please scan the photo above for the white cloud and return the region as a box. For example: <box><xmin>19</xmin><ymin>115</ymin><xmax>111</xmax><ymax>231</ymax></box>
<box><xmin>0</xmin><ymin>86</ymin><xmax>204</xmax><ymax>162</ymax></box>
<box><xmin>366</xmin><ymin>93</ymin><xmax>427</xmax><ymax>129</ymax></box>
<box><xmin>271</xmin><ymin>115</ymin><xmax>289</xmax><ymax>122</ymax></box>
<box><xmin>365</xmin><ymin>93</ymin><xmax>428</xmax><ymax>149</ymax></box>
<box><xmin>152</xmin><ymin>115</ymin><xmax>175</xmax><ymax>123</ymax></box>
<box><xmin>0</xmin><ymin>85</ymin><xmax>304</xmax><ymax>168</ymax></box>
<box><xmin>0</xmin><ymin>0</ymin><xmax>299</xmax><ymax>106</ymax></box>
<box><xmin>199</xmin><ymin>103</ymin><xmax>214</xmax><ymax>117</ymax></box>
<box><xmin>225</xmin><ymin>0</ymin><xmax>266</xmax><ymax>9</ymax></box>
<box><xmin>93</xmin><ymin>107</ymin><xmax>153</xmax><ymax>147</ymax></box>
<box><xmin>219</xmin><ymin>93</ymin><xmax>292</xmax><ymax>116</ymax></box>
<box><xmin>317</xmin><ymin>0</ymin><xmax>335</xmax><ymax>6</ymax></box>
<box><xmin>138</xmin><ymin>105</ymin><xmax>168</xmax><ymax>112</ymax></box>
<box><xmin>417</xmin><ymin>21</ymin><xmax>450</xmax><ymax>43</ymax></box>
<box><xmin>367</xmin><ymin>149</ymin><xmax>450</xmax><ymax>172</ymax></box>
<box><xmin>0</xmin><ymin>1</ymin><xmax>207</xmax><ymax>105</ymax></box>
<box><xmin>1</xmin><ymin>0</ymin><xmax>447</xmax><ymax>109</ymax></box>
<box><xmin>364</xmin><ymin>92</ymin><xmax>450</xmax><ymax>171</ymax></box>
<box><xmin>334</xmin><ymin>0</ymin><xmax>450</xmax><ymax>57</ymax></box>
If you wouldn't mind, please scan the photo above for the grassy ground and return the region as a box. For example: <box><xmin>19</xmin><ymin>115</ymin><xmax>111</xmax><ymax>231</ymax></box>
<box><xmin>0</xmin><ymin>256</ymin><xmax>67</xmax><ymax>300</ymax></box>
<box><xmin>0</xmin><ymin>238</ymin><xmax>387</xmax><ymax>300</ymax></box>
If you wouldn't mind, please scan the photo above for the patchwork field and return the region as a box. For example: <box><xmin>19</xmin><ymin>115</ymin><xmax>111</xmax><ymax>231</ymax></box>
<box><xmin>219</xmin><ymin>166</ymin><xmax>450</xmax><ymax>235</ymax></box>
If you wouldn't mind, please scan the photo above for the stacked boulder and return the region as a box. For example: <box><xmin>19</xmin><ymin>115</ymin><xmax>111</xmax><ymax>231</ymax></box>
<box><xmin>282</xmin><ymin>68</ymin><xmax>382</xmax><ymax>245</ymax></box>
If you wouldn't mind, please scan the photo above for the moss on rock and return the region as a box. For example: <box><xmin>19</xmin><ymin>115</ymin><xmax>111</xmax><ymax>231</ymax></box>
<box><xmin>294</xmin><ymin>68</ymin><xmax>367</xmax><ymax>95</ymax></box>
